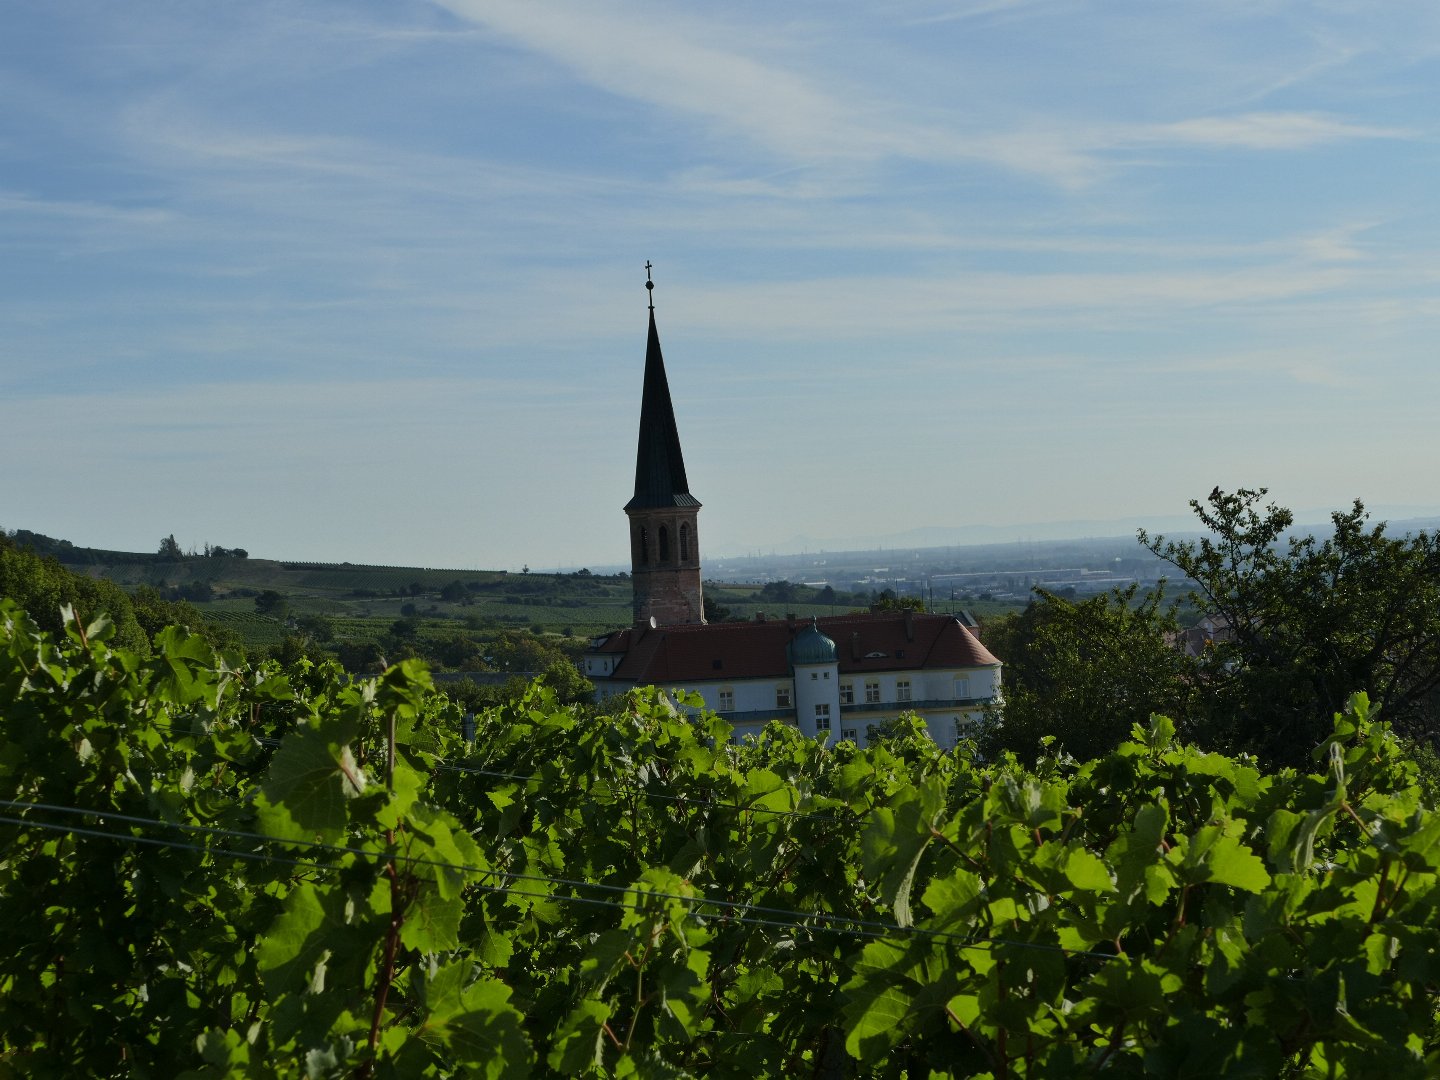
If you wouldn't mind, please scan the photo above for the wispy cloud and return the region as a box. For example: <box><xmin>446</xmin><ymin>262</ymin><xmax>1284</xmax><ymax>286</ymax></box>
<box><xmin>435</xmin><ymin>0</ymin><xmax>887</xmax><ymax>162</ymax></box>
<box><xmin>1137</xmin><ymin>112</ymin><xmax>1406</xmax><ymax>150</ymax></box>
<box><xmin>0</xmin><ymin>191</ymin><xmax>172</xmax><ymax>226</ymax></box>
<box><xmin>902</xmin><ymin>0</ymin><xmax>1066</xmax><ymax>28</ymax></box>
<box><xmin>432</xmin><ymin>2</ymin><xmax>1413</xmax><ymax>190</ymax></box>
<box><xmin>1174</xmin><ymin>345</ymin><xmax>1358</xmax><ymax>389</ymax></box>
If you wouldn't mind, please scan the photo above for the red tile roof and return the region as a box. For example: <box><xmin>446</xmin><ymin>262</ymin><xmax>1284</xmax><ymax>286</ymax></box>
<box><xmin>592</xmin><ymin>612</ymin><xmax>1001</xmax><ymax>684</ymax></box>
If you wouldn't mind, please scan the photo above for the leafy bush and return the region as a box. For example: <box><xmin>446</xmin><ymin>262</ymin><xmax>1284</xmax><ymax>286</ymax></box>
<box><xmin>3</xmin><ymin>601</ymin><xmax>1440</xmax><ymax>1075</ymax></box>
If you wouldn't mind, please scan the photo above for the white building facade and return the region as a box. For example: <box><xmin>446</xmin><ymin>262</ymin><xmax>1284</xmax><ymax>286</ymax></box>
<box><xmin>586</xmin><ymin>611</ymin><xmax>1002</xmax><ymax>747</ymax></box>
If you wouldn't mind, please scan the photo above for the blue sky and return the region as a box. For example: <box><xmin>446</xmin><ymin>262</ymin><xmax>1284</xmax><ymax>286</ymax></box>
<box><xmin>3</xmin><ymin>1</ymin><xmax>1438</xmax><ymax>570</ymax></box>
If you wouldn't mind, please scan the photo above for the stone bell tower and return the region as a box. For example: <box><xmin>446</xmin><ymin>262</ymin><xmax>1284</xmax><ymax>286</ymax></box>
<box><xmin>625</xmin><ymin>265</ymin><xmax>704</xmax><ymax>626</ymax></box>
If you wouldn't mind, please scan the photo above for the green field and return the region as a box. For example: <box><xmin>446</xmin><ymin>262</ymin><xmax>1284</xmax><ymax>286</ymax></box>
<box><xmin>702</xmin><ymin>583</ymin><xmax>1017</xmax><ymax>624</ymax></box>
<box><xmin>65</xmin><ymin>557</ymin><xmax>632</xmax><ymax>653</ymax></box>
<box><xmin>63</xmin><ymin>554</ymin><xmax>1023</xmax><ymax>659</ymax></box>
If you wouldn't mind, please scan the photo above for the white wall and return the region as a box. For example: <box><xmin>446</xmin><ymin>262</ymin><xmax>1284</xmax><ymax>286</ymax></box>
<box><xmin>793</xmin><ymin>660</ymin><xmax>841</xmax><ymax>743</ymax></box>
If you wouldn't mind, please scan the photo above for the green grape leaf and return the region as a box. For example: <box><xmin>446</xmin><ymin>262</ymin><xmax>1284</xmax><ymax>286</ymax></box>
<box><xmin>1063</xmin><ymin>847</ymin><xmax>1117</xmax><ymax>894</ymax></box>
<box><xmin>843</xmin><ymin>983</ymin><xmax>914</xmax><ymax>1063</ymax></box>
<box><xmin>256</xmin><ymin>724</ymin><xmax>368</xmax><ymax>843</ymax></box>
<box><xmin>1203</xmin><ymin>833</ymin><xmax>1271</xmax><ymax>893</ymax></box>
<box><xmin>862</xmin><ymin>774</ymin><xmax>947</xmax><ymax>927</ymax></box>
<box><xmin>418</xmin><ymin>973</ymin><xmax>533</xmax><ymax>1076</ymax></box>
<box><xmin>401</xmin><ymin>886</ymin><xmax>464</xmax><ymax>954</ymax></box>
<box><xmin>546</xmin><ymin>998</ymin><xmax>613</xmax><ymax>1075</ymax></box>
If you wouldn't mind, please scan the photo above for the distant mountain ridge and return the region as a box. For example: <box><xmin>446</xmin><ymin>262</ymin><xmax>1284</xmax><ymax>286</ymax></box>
<box><xmin>761</xmin><ymin>506</ymin><xmax>1440</xmax><ymax>558</ymax></box>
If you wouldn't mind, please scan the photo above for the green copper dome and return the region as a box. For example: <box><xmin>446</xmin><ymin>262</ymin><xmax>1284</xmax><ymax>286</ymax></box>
<box><xmin>789</xmin><ymin>619</ymin><xmax>837</xmax><ymax>666</ymax></box>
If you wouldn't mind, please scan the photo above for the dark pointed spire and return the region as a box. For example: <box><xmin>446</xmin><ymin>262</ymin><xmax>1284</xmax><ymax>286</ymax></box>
<box><xmin>626</xmin><ymin>267</ymin><xmax>700</xmax><ymax>511</ymax></box>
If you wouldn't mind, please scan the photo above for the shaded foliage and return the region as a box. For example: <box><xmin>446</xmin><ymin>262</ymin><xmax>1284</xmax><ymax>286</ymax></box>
<box><xmin>981</xmin><ymin>584</ymin><xmax>1195</xmax><ymax>762</ymax></box>
<box><xmin>5</xmin><ymin>603</ymin><xmax>1440</xmax><ymax>1075</ymax></box>
<box><xmin>0</xmin><ymin>532</ymin><xmax>237</xmax><ymax>654</ymax></box>
<box><xmin>1143</xmin><ymin>487</ymin><xmax>1440</xmax><ymax>764</ymax></box>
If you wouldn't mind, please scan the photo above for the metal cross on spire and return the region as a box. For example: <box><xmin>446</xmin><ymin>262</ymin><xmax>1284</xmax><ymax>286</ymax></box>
<box><xmin>645</xmin><ymin>260</ymin><xmax>655</xmax><ymax>311</ymax></box>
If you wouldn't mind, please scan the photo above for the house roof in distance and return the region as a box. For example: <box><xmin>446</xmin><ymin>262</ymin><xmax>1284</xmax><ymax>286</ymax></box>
<box><xmin>593</xmin><ymin>611</ymin><xmax>1001</xmax><ymax>684</ymax></box>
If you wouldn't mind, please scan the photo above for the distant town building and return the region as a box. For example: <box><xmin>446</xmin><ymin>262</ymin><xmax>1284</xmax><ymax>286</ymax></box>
<box><xmin>584</xmin><ymin>270</ymin><xmax>1002</xmax><ymax>746</ymax></box>
<box><xmin>1174</xmin><ymin>613</ymin><xmax>1237</xmax><ymax>657</ymax></box>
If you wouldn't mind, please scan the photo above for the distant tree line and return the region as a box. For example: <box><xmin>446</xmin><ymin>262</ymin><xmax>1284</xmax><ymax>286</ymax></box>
<box><xmin>0</xmin><ymin>532</ymin><xmax>239</xmax><ymax>655</ymax></box>
<box><xmin>158</xmin><ymin>534</ymin><xmax>248</xmax><ymax>560</ymax></box>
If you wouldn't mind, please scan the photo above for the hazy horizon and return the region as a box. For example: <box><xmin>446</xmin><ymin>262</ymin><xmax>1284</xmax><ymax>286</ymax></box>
<box><xmin>15</xmin><ymin>503</ymin><xmax>1440</xmax><ymax>577</ymax></box>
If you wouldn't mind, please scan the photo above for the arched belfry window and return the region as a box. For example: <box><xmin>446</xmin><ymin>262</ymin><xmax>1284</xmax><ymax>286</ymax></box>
<box><xmin>680</xmin><ymin>523</ymin><xmax>690</xmax><ymax>562</ymax></box>
<box><xmin>637</xmin><ymin>526</ymin><xmax>649</xmax><ymax>566</ymax></box>
<box><xmin>659</xmin><ymin>526</ymin><xmax>670</xmax><ymax>563</ymax></box>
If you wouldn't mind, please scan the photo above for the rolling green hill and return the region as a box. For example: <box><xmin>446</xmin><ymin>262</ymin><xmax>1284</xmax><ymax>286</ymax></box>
<box><xmin>6</xmin><ymin>530</ymin><xmax>1021</xmax><ymax>662</ymax></box>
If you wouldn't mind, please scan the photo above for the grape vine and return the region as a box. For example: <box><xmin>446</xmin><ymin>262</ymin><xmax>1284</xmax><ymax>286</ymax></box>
<box><xmin>2</xmin><ymin>597</ymin><xmax>1439</xmax><ymax>1077</ymax></box>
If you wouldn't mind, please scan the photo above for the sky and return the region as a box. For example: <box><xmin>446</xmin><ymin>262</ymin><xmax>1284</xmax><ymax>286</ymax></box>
<box><xmin>3</xmin><ymin>1</ymin><xmax>1439</xmax><ymax>571</ymax></box>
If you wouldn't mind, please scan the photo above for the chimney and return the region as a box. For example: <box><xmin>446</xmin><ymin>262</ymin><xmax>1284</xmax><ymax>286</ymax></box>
<box><xmin>904</xmin><ymin>609</ymin><xmax>915</xmax><ymax>642</ymax></box>
<box><xmin>851</xmin><ymin>632</ymin><xmax>861</xmax><ymax>661</ymax></box>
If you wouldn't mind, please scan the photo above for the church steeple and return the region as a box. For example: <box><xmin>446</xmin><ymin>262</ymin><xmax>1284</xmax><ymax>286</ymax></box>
<box><xmin>624</xmin><ymin>300</ymin><xmax>702</xmax><ymax>512</ymax></box>
<box><xmin>625</xmin><ymin>265</ymin><xmax>705</xmax><ymax>626</ymax></box>
<box><xmin>627</xmin><ymin>265</ymin><xmax>700</xmax><ymax>512</ymax></box>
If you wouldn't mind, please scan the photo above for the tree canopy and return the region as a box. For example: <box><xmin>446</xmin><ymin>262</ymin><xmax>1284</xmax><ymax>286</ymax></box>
<box><xmin>0</xmin><ymin>533</ymin><xmax>238</xmax><ymax>656</ymax></box>
<box><xmin>986</xmin><ymin>488</ymin><xmax>1440</xmax><ymax>769</ymax></box>
<box><xmin>1142</xmin><ymin>487</ymin><xmax>1440</xmax><ymax>763</ymax></box>
<box><xmin>980</xmin><ymin>584</ymin><xmax>1195</xmax><ymax>762</ymax></box>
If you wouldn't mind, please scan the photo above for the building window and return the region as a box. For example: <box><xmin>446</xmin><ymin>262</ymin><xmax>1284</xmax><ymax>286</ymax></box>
<box><xmin>823</xmin><ymin>671</ymin><xmax>830</xmax><ymax>679</ymax></box>
<box><xmin>776</xmin><ymin>685</ymin><xmax>791</xmax><ymax>708</ymax></box>
<box><xmin>680</xmin><ymin>523</ymin><xmax>690</xmax><ymax>561</ymax></box>
<box><xmin>637</xmin><ymin>526</ymin><xmax>649</xmax><ymax>565</ymax></box>
<box><xmin>954</xmin><ymin>677</ymin><xmax>971</xmax><ymax>701</ymax></box>
<box><xmin>815</xmin><ymin>703</ymin><xmax>831</xmax><ymax>731</ymax></box>
<box><xmin>718</xmin><ymin>689</ymin><xmax>734</xmax><ymax>711</ymax></box>
<box><xmin>839</xmin><ymin>683</ymin><xmax>854</xmax><ymax>705</ymax></box>
<box><xmin>896</xmin><ymin>679</ymin><xmax>911</xmax><ymax>702</ymax></box>
<box><xmin>811</xmin><ymin>672</ymin><xmax>818</xmax><ymax>681</ymax></box>
<box><xmin>865</xmin><ymin>679</ymin><xmax>880</xmax><ymax>704</ymax></box>
<box><xmin>659</xmin><ymin>525</ymin><xmax>670</xmax><ymax>563</ymax></box>
<box><xmin>841</xmin><ymin>727</ymin><xmax>857</xmax><ymax>743</ymax></box>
